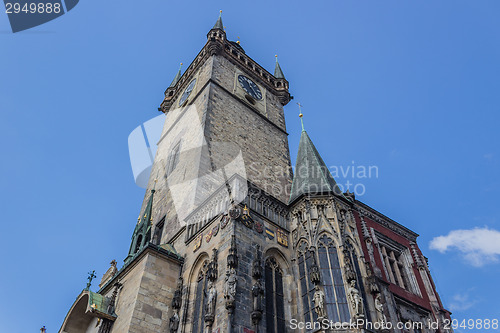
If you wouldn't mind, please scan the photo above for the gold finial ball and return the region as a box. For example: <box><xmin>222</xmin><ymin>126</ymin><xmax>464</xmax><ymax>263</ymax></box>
<box><xmin>275</xmin><ymin>54</ymin><xmax>278</xmax><ymax>57</ymax></box>
<box><xmin>220</xmin><ymin>10</ymin><xmax>222</xmax><ymax>13</ymax></box>
<box><xmin>180</xmin><ymin>62</ymin><xmax>183</xmax><ymax>66</ymax></box>
<box><xmin>299</xmin><ymin>113</ymin><xmax>303</xmax><ymax>118</ymax></box>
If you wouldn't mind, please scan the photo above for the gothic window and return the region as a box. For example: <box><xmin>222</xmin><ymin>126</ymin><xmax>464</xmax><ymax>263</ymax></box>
<box><xmin>265</xmin><ymin>257</ymin><xmax>285</xmax><ymax>333</ymax></box>
<box><xmin>380</xmin><ymin>245</ymin><xmax>410</xmax><ymax>290</ymax></box>
<box><xmin>317</xmin><ymin>235</ymin><xmax>350</xmax><ymax>322</ymax></box>
<box><xmin>166</xmin><ymin>141</ymin><xmax>181</xmax><ymax>177</ymax></box>
<box><xmin>297</xmin><ymin>241</ymin><xmax>317</xmax><ymax>323</ymax></box>
<box><xmin>152</xmin><ymin>216</ymin><xmax>165</xmax><ymax>245</ymax></box>
<box><xmin>192</xmin><ymin>262</ymin><xmax>208</xmax><ymax>333</ymax></box>
<box><xmin>134</xmin><ymin>234</ymin><xmax>143</xmax><ymax>254</ymax></box>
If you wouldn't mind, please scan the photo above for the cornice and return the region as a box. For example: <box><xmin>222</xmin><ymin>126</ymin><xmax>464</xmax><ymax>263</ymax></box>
<box><xmin>355</xmin><ymin>200</ymin><xmax>418</xmax><ymax>242</ymax></box>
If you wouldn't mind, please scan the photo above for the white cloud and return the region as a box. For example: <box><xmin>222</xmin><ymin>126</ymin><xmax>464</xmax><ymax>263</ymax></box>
<box><xmin>448</xmin><ymin>290</ymin><xmax>478</xmax><ymax>312</ymax></box>
<box><xmin>483</xmin><ymin>153</ymin><xmax>494</xmax><ymax>160</ymax></box>
<box><xmin>430</xmin><ymin>227</ymin><xmax>500</xmax><ymax>267</ymax></box>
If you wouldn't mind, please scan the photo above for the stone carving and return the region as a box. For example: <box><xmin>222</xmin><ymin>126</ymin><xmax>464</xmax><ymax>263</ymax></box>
<box><xmin>224</xmin><ymin>268</ymin><xmax>237</xmax><ymax>310</ymax></box>
<box><xmin>106</xmin><ymin>282</ymin><xmax>121</xmax><ymax>315</ymax></box>
<box><xmin>375</xmin><ymin>294</ymin><xmax>387</xmax><ymax>324</ymax></box>
<box><xmin>99</xmin><ymin>260</ymin><xmax>118</xmax><ymax>288</ymax></box>
<box><xmin>172</xmin><ymin>279</ymin><xmax>183</xmax><ymax>310</ymax></box>
<box><xmin>251</xmin><ymin>245</ymin><xmax>264</xmax><ymax>328</ymax></box>
<box><xmin>365</xmin><ymin>262</ymin><xmax>380</xmax><ymax>294</ymax></box>
<box><xmin>206</xmin><ymin>249</ymin><xmax>218</xmax><ymax>282</ymax></box>
<box><xmin>227</xmin><ymin>235</ymin><xmax>238</xmax><ymax>269</ymax></box>
<box><xmin>252</xmin><ymin>246</ymin><xmax>263</xmax><ymax>279</ymax></box>
<box><xmin>169</xmin><ymin>311</ymin><xmax>180</xmax><ymax>333</ymax></box>
<box><xmin>343</xmin><ymin>248</ymin><xmax>357</xmax><ymax>282</ymax></box>
<box><xmin>313</xmin><ymin>286</ymin><xmax>327</xmax><ymax>318</ymax></box>
<box><xmin>251</xmin><ymin>280</ymin><xmax>264</xmax><ymax>313</ymax></box>
<box><xmin>347</xmin><ymin>280</ymin><xmax>364</xmax><ymax>317</ymax></box>
<box><xmin>309</xmin><ymin>251</ymin><xmax>321</xmax><ymax>285</ymax></box>
<box><xmin>205</xmin><ymin>281</ymin><xmax>217</xmax><ymax>317</ymax></box>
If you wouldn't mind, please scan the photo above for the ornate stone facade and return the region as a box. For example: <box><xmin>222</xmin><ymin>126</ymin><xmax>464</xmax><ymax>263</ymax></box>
<box><xmin>58</xmin><ymin>14</ymin><xmax>452</xmax><ymax>333</ymax></box>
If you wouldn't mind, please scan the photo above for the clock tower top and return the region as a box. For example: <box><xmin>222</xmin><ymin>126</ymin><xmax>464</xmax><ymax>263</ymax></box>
<box><xmin>159</xmin><ymin>12</ymin><xmax>291</xmax><ymax>113</ymax></box>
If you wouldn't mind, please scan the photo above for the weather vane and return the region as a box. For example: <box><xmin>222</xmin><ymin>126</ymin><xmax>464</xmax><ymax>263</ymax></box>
<box><xmin>85</xmin><ymin>270</ymin><xmax>96</xmax><ymax>290</ymax></box>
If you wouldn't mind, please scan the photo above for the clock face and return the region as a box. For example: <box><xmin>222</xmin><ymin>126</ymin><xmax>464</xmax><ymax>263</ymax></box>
<box><xmin>178</xmin><ymin>78</ymin><xmax>197</xmax><ymax>106</ymax></box>
<box><xmin>238</xmin><ymin>75</ymin><xmax>262</xmax><ymax>100</ymax></box>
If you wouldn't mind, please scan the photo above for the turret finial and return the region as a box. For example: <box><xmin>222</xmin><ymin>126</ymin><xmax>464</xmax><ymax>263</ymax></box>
<box><xmin>274</xmin><ymin>54</ymin><xmax>285</xmax><ymax>79</ymax></box>
<box><xmin>213</xmin><ymin>10</ymin><xmax>224</xmax><ymax>30</ymax></box>
<box><xmin>297</xmin><ymin>102</ymin><xmax>305</xmax><ymax>131</ymax></box>
<box><xmin>169</xmin><ymin>63</ymin><xmax>183</xmax><ymax>88</ymax></box>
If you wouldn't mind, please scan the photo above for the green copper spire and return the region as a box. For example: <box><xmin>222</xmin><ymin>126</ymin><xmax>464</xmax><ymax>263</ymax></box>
<box><xmin>274</xmin><ymin>55</ymin><xmax>285</xmax><ymax>79</ymax></box>
<box><xmin>289</xmin><ymin>127</ymin><xmax>344</xmax><ymax>204</ymax></box>
<box><xmin>213</xmin><ymin>10</ymin><xmax>224</xmax><ymax>30</ymax></box>
<box><xmin>169</xmin><ymin>62</ymin><xmax>183</xmax><ymax>88</ymax></box>
<box><xmin>125</xmin><ymin>182</ymin><xmax>156</xmax><ymax>262</ymax></box>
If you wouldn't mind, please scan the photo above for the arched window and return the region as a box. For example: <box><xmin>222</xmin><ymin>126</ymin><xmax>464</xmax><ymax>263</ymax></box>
<box><xmin>297</xmin><ymin>241</ymin><xmax>317</xmax><ymax>323</ymax></box>
<box><xmin>152</xmin><ymin>216</ymin><xmax>165</xmax><ymax>245</ymax></box>
<box><xmin>134</xmin><ymin>235</ymin><xmax>143</xmax><ymax>254</ymax></box>
<box><xmin>317</xmin><ymin>234</ymin><xmax>350</xmax><ymax>322</ymax></box>
<box><xmin>166</xmin><ymin>141</ymin><xmax>181</xmax><ymax>177</ymax></box>
<box><xmin>265</xmin><ymin>257</ymin><xmax>285</xmax><ymax>333</ymax></box>
<box><xmin>192</xmin><ymin>262</ymin><xmax>208</xmax><ymax>333</ymax></box>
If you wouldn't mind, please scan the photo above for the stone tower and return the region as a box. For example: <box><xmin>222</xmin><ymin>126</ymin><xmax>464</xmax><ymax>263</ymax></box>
<box><xmin>59</xmin><ymin>14</ymin><xmax>452</xmax><ymax>333</ymax></box>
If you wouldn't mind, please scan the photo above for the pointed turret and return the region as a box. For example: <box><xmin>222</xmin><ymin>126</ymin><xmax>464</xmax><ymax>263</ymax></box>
<box><xmin>125</xmin><ymin>186</ymin><xmax>155</xmax><ymax>262</ymax></box>
<box><xmin>169</xmin><ymin>63</ymin><xmax>183</xmax><ymax>88</ymax></box>
<box><xmin>289</xmin><ymin>113</ymin><xmax>343</xmax><ymax>204</ymax></box>
<box><xmin>213</xmin><ymin>10</ymin><xmax>224</xmax><ymax>30</ymax></box>
<box><xmin>274</xmin><ymin>55</ymin><xmax>285</xmax><ymax>79</ymax></box>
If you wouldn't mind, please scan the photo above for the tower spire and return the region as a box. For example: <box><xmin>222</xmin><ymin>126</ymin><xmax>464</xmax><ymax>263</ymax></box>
<box><xmin>289</xmin><ymin>116</ymin><xmax>344</xmax><ymax>204</ymax></box>
<box><xmin>213</xmin><ymin>10</ymin><xmax>224</xmax><ymax>30</ymax></box>
<box><xmin>169</xmin><ymin>62</ymin><xmax>183</xmax><ymax>88</ymax></box>
<box><xmin>125</xmin><ymin>185</ymin><xmax>156</xmax><ymax>262</ymax></box>
<box><xmin>274</xmin><ymin>55</ymin><xmax>285</xmax><ymax>79</ymax></box>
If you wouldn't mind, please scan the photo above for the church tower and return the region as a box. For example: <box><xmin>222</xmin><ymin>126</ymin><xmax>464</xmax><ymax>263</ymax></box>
<box><xmin>59</xmin><ymin>13</ymin><xmax>452</xmax><ymax>333</ymax></box>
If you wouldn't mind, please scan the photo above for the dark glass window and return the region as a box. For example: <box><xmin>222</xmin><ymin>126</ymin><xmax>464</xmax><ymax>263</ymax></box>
<box><xmin>192</xmin><ymin>263</ymin><xmax>207</xmax><ymax>333</ymax></box>
<box><xmin>265</xmin><ymin>258</ymin><xmax>285</xmax><ymax>333</ymax></box>
<box><xmin>297</xmin><ymin>242</ymin><xmax>316</xmax><ymax>323</ymax></box>
<box><xmin>152</xmin><ymin>216</ymin><xmax>165</xmax><ymax>245</ymax></box>
<box><xmin>134</xmin><ymin>234</ymin><xmax>142</xmax><ymax>254</ymax></box>
<box><xmin>318</xmin><ymin>235</ymin><xmax>350</xmax><ymax>322</ymax></box>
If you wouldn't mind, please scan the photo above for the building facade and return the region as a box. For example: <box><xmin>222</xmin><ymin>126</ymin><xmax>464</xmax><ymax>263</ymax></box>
<box><xmin>59</xmin><ymin>14</ymin><xmax>452</xmax><ymax>333</ymax></box>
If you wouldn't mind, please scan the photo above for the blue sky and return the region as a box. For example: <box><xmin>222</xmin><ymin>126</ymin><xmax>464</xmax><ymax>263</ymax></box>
<box><xmin>1</xmin><ymin>1</ymin><xmax>499</xmax><ymax>332</ymax></box>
